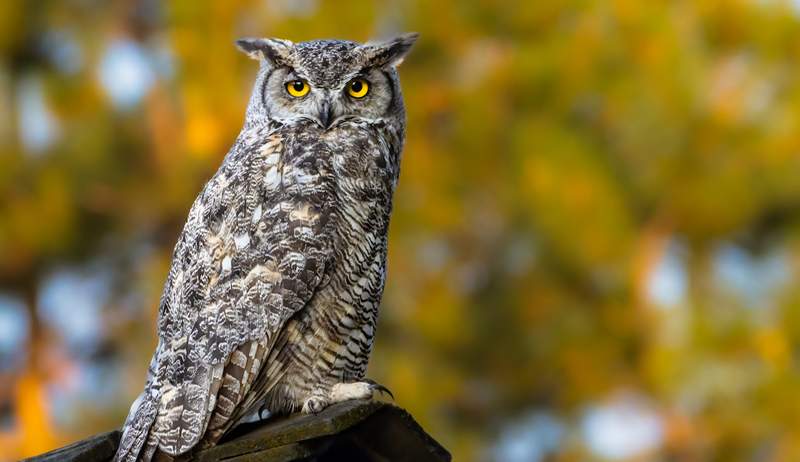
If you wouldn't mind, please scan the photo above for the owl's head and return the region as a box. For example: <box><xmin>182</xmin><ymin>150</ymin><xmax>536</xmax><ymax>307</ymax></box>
<box><xmin>236</xmin><ymin>34</ymin><xmax>417</xmax><ymax>130</ymax></box>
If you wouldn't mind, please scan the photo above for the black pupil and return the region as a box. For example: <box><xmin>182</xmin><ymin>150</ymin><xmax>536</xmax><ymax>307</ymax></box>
<box><xmin>292</xmin><ymin>81</ymin><xmax>304</xmax><ymax>92</ymax></box>
<box><xmin>351</xmin><ymin>80</ymin><xmax>362</xmax><ymax>92</ymax></box>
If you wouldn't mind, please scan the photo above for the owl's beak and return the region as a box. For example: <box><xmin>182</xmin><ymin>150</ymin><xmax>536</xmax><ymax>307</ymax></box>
<box><xmin>318</xmin><ymin>101</ymin><xmax>334</xmax><ymax>129</ymax></box>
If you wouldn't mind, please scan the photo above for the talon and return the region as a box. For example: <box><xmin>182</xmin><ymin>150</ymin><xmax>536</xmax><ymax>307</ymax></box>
<box><xmin>364</xmin><ymin>379</ymin><xmax>394</xmax><ymax>400</ymax></box>
<box><xmin>371</xmin><ymin>383</ymin><xmax>394</xmax><ymax>400</ymax></box>
<box><xmin>302</xmin><ymin>396</ymin><xmax>328</xmax><ymax>414</ymax></box>
<box><xmin>258</xmin><ymin>404</ymin><xmax>270</xmax><ymax>420</ymax></box>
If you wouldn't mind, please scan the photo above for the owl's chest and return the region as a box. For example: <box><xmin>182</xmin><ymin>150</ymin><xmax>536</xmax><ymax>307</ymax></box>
<box><xmin>280</xmin><ymin>128</ymin><xmax>396</xmax><ymax>242</ymax></box>
<box><xmin>275</xmin><ymin>226</ymin><xmax>386</xmax><ymax>383</ymax></box>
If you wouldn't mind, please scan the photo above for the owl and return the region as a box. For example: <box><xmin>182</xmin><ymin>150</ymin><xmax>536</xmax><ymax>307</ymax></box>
<box><xmin>114</xmin><ymin>33</ymin><xmax>417</xmax><ymax>461</ymax></box>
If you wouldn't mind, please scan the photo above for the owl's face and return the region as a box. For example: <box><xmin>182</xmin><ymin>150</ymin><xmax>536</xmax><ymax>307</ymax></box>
<box><xmin>237</xmin><ymin>35</ymin><xmax>417</xmax><ymax>130</ymax></box>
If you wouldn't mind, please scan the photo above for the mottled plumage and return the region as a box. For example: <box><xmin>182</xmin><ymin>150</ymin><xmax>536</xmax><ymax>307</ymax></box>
<box><xmin>114</xmin><ymin>33</ymin><xmax>416</xmax><ymax>461</ymax></box>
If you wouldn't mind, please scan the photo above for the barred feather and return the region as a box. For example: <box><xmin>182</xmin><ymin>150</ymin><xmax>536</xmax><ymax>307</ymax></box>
<box><xmin>115</xmin><ymin>35</ymin><xmax>413</xmax><ymax>461</ymax></box>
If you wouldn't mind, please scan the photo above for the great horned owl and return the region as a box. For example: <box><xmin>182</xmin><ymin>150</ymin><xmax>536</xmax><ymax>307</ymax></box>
<box><xmin>114</xmin><ymin>34</ymin><xmax>417</xmax><ymax>461</ymax></box>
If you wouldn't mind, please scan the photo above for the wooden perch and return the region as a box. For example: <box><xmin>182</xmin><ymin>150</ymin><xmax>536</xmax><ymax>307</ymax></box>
<box><xmin>24</xmin><ymin>400</ymin><xmax>451</xmax><ymax>462</ymax></box>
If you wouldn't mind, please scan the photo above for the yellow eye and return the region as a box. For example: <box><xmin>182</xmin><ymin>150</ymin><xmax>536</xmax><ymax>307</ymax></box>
<box><xmin>286</xmin><ymin>80</ymin><xmax>310</xmax><ymax>97</ymax></box>
<box><xmin>347</xmin><ymin>78</ymin><xmax>369</xmax><ymax>98</ymax></box>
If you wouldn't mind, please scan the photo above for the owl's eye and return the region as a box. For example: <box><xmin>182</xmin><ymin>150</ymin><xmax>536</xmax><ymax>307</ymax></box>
<box><xmin>347</xmin><ymin>78</ymin><xmax>369</xmax><ymax>98</ymax></box>
<box><xmin>286</xmin><ymin>80</ymin><xmax>310</xmax><ymax>97</ymax></box>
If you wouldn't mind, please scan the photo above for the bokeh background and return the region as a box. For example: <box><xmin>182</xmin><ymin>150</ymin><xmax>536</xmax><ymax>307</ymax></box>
<box><xmin>4</xmin><ymin>0</ymin><xmax>800</xmax><ymax>460</ymax></box>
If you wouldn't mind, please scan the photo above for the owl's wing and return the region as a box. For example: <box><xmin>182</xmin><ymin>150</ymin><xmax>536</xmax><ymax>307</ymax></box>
<box><xmin>149</xmin><ymin>130</ymin><xmax>336</xmax><ymax>456</ymax></box>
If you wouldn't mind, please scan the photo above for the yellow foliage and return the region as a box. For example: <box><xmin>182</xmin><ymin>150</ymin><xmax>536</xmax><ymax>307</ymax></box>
<box><xmin>4</xmin><ymin>1</ymin><xmax>800</xmax><ymax>460</ymax></box>
<box><xmin>16</xmin><ymin>371</ymin><xmax>58</xmax><ymax>458</ymax></box>
<box><xmin>754</xmin><ymin>328</ymin><xmax>790</xmax><ymax>371</ymax></box>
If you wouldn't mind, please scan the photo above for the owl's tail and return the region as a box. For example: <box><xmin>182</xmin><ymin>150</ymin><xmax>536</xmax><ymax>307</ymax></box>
<box><xmin>115</xmin><ymin>347</ymin><xmax>163</xmax><ymax>462</ymax></box>
<box><xmin>114</xmin><ymin>386</ymin><xmax>160</xmax><ymax>461</ymax></box>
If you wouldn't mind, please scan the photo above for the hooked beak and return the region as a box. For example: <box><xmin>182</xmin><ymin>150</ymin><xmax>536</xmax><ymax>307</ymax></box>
<box><xmin>318</xmin><ymin>100</ymin><xmax>334</xmax><ymax>129</ymax></box>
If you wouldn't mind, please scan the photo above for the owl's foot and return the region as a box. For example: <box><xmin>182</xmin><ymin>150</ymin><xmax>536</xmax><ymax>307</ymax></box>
<box><xmin>301</xmin><ymin>380</ymin><xmax>393</xmax><ymax>414</ymax></box>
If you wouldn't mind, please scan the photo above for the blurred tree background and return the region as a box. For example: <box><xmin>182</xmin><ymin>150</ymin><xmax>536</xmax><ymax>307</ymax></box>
<box><xmin>3</xmin><ymin>0</ymin><xmax>800</xmax><ymax>460</ymax></box>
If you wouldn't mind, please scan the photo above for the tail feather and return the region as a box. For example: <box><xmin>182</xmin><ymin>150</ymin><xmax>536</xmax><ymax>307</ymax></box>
<box><xmin>116</xmin><ymin>346</ymin><xmax>162</xmax><ymax>462</ymax></box>
<box><xmin>115</xmin><ymin>388</ymin><xmax>159</xmax><ymax>462</ymax></box>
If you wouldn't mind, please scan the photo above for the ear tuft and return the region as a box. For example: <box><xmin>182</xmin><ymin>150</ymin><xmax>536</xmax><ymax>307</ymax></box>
<box><xmin>235</xmin><ymin>38</ymin><xmax>264</xmax><ymax>60</ymax></box>
<box><xmin>235</xmin><ymin>37</ymin><xmax>293</xmax><ymax>64</ymax></box>
<box><xmin>362</xmin><ymin>32</ymin><xmax>419</xmax><ymax>68</ymax></box>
